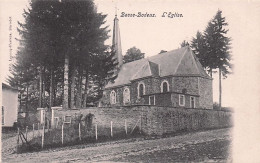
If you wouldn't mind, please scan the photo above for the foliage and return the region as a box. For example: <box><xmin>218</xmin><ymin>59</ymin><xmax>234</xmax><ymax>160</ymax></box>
<box><xmin>204</xmin><ymin>10</ymin><xmax>232</xmax><ymax>78</ymax></box>
<box><xmin>191</xmin><ymin>32</ymin><xmax>208</xmax><ymax>69</ymax></box>
<box><xmin>180</xmin><ymin>40</ymin><xmax>189</xmax><ymax>47</ymax></box>
<box><xmin>123</xmin><ymin>46</ymin><xmax>145</xmax><ymax>63</ymax></box>
<box><xmin>8</xmin><ymin>0</ymin><xmax>117</xmax><ymax>111</ymax></box>
<box><xmin>213</xmin><ymin>102</ymin><xmax>220</xmax><ymax>110</ymax></box>
<box><xmin>191</xmin><ymin>10</ymin><xmax>232</xmax><ymax>77</ymax></box>
<box><xmin>159</xmin><ymin>50</ymin><xmax>167</xmax><ymax>54</ymax></box>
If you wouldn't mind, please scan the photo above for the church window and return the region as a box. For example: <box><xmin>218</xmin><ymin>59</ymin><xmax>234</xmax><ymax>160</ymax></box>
<box><xmin>161</xmin><ymin>80</ymin><xmax>169</xmax><ymax>93</ymax></box>
<box><xmin>123</xmin><ymin>88</ymin><xmax>130</xmax><ymax>104</ymax></box>
<box><xmin>149</xmin><ymin>95</ymin><xmax>155</xmax><ymax>105</ymax></box>
<box><xmin>179</xmin><ymin>94</ymin><xmax>185</xmax><ymax>106</ymax></box>
<box><xmin>110</xmin><ymin>90</ymin><xmax>116</xmax><ymax>104</ymax></box>
<box><xmin>190</xmin><ymin>96</ymin><xmax>195</xmax><ymax>108</ymax></box>
<box><xmin>138</xmin><ymin>82</ymin><xmax>145</xmax><ymax>97</ymax></box>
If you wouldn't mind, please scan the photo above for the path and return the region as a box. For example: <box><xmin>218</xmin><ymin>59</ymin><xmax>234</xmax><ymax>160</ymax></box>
<box><xmin>2</xmin><ymin>128</ymin><xmax>232</xmax><ymax>163</ymax></box>
<box><xmin>2</xmin><ymin>129</ymin><xmax>42</xmax><ymax>159</ymax></box>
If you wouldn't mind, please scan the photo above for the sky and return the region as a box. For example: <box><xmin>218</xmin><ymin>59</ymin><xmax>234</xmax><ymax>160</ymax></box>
<box><xmin>0</xmin><ymin>0</ymin><xmax>260</xmax><ymax>161</ymax></box>
<box><xmin>0</xmin><ymin>0</ymin><xmax>240</xmax><ymax>107</ymax></box>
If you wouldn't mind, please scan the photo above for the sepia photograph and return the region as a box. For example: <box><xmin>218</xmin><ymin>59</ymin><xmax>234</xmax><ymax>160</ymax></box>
<box><xmin>0</xmin><ymin>0</ymin><xmax>260</xmax><ymax>162</ymax></box>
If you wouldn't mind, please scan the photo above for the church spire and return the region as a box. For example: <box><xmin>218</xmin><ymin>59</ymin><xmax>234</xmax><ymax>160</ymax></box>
<box><xmin>112</xmin><ymin>12</ymin><xmax>123</xmax><ymax>67</ymax></box>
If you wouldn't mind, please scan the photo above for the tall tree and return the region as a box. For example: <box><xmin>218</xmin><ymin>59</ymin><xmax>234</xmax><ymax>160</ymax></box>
<box><xmin>180</xmin><ymin>40</ymin><xmax>189</xmax><ymax>47</ymax></box>
<box><xmin>191</xmin><ymin>31</ymin><xmax>209</xmax><ymax>72</ymax></box>
<box><xmin>204</xmin><ymin>10</ymin><xmax>232</xmax><ymax>109</ymax></box>
<box><xmin>9</xmin><ymin>0</ymin><xmax>116</xmax><ymax>111</ymax></box>
<box><xmin>123</xmin><ymin>47</ymin><xmax>145</xmax><ymax>63</ymax></box>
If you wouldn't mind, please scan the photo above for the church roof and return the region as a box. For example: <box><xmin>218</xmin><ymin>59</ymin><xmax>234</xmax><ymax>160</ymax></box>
<box><xmin>130</xmin><ymin>60</ymin><xmax>159</xmax><ymax>81</ymax></box>
<box><xmin>105</xmin><ymin>46</ymin><xmax>211</xmax><ymax>88</ymax></box>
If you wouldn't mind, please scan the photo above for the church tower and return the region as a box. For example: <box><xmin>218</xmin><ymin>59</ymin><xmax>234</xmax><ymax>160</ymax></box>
<box><xmin>112</xmin><ymin>14</ymin><xmax>123</xmax><ymax>67</ymax></box>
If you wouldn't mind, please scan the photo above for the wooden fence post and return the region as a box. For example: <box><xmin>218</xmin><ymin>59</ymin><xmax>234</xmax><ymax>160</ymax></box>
<box><xmin>38</xmin><ymin>123</ymin><xmax>40</xmax><ymax>136</ymax></box>
<box><xmin>62</xmin><ymin>124</ymin><xmax>64</xmax><ymax>145</ymax></box>
<box><xmin>33</xmin><ymin>124</ymin><xmax>35</xmax><ymax>138</ymax></box>
<box><xmin>111</xmin><ymin>121</ymin><xmax>113</xmax><ymax>137</ymax></box>
<box><xmin>125</xmin><ymin>119</ymin><xmax>127</xmax><ymax>135</ymax></box>
<box><xmin>42</xmin><ymin>125</ymin><xmax>45</xmax><ymax>149</ymax></box>
<box><xmin>95</xmin><ymin>124</ymin><xmax>98</xmax><ymax>140</ymax></box>
<box><xmin>16</xmin><ymin>128</ymin><xmax>20</xmax><ymax>152</ymax></box>
<box><xmin>79</xmin><ymin>123</ymin><xmax>81</xmax><ymax>141</ymax></box>
<box><xmin>25</xmin><ymin>126</ymin><xmax>28</xmax><ymax>140</ymax></box>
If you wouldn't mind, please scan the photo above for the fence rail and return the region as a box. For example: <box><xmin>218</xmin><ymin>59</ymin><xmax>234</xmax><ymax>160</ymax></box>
<box><xmin>16</xmin><ymin>116</ymin><xmax>141</xmax><ymax>153</ymax></box>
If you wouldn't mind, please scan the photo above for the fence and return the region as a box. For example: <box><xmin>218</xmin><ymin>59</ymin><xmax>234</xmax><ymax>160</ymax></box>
<box><xmin>16</xmin><ymin>113</ymin><xmax>141</xmax><ymax>153</ymax></box>
<box><xmin>16</xmin><ymin>106</ymin><xmax>233</xmax><ymax>153</ymax></box>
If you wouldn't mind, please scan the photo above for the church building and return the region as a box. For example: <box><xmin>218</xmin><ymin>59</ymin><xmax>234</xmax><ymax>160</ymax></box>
<box><xmin>100</xmin><ymin>15</ymin><xmax>213</xmax><ymax>109</ymax></box>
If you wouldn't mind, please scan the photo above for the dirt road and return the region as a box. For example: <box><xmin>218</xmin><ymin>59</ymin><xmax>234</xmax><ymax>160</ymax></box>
<box><xmin>2</xmin><ymin>128</ymin><xmax>232</xmax><ymax>163</ymax></box>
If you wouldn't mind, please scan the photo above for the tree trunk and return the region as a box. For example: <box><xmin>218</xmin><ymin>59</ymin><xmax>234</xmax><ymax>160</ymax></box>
<box><xmin>219</xmin><ymin>68</ymin><xmax>222</xmax><ymax>110</ymax></box>
<box><xmin>49</xmin><ymin>67</ymin><xmax>54</xmax><ymax>109</ymax></box>
<box><xmin>76</xmin><ymin>66</ymin><xmax>83</xmax><ymax>108</ymax></box>
<box><xmin>63</xmin><ymin>53</ymin><xmax>69</xmax><ymax>109</ymax></box>
<box><xmin>39</xmin><ymin>66</ymin><xmax>43</xmax><ymax>108</ymax></box>
<box><xmin>53</xmin><ymin>82</ymin><xmax>56</xmax><ymax>106</ymax></box>
<box><xmin>43</xmin><ymin>67</ymin><xmax>46</xmax><ymax>108</ymax></box>
<box><xmin>26</xmin><ymin>85</ymin><xmax>29</xmax><ymax>112</ymax></box>
<box><xmin>83</xmin><ymin>70</ymin><xmax>89</xmax><ymax>108</ymax></box>
<box><xmin>70</xmin><ymin>65</ymin><xmax>76</xmax><ymax>109</ymax></box>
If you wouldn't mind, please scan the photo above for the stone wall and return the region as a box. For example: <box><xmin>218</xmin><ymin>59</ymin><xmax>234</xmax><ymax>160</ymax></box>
<box><xmin>199</xmin><ymin>77</ymin><xmax>213</xmax><ymax>109</ymax></box>
<box><xmin>172</xmin><ymin>76</ymin><xmax>199</xmax><ymax>95</ymax></box>
<box><xmin>53</xmin><ymin>106</ymin><xmax>144</xmax><ymax>132</ymax></box>
<box><xmin>53</xmin><ymin>106</ymin><xmax>232</xmax><ymax>136</ymax></box>
<box><xmin>142</xmin><ymin>106</ymin><xmax>232</xmax><ymax>135</ymax></box>
<box><xmin>101</xmin><ymin>76</ymin><xmax>212</xmax><ymax>109</ymax></box>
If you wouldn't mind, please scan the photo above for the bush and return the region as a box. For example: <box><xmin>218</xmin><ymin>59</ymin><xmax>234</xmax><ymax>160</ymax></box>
<box><xmin>213</xmin><ymin>102</ymin><xmax>220</xmax><ymax>110</ymax></box>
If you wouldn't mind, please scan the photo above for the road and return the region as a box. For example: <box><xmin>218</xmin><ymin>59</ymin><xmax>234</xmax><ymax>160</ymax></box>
<box><xmin>2</xmin><ymin>128</ymin><xmax>232</xmax><ymax>163</ymax></box>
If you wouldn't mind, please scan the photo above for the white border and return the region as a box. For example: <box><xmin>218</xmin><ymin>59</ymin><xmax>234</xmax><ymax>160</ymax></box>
<box><xmin>149</xmin><ymin>95</ymin><xmax>155</xmax><ymax>105</ymax></box>
<box><xmin>137</xmin><ymin>81</ymin><xmax>145</xmax><ymax>97</ymax></box>
<box><xmin>190</xmin><ymin>96</ymin><xmax>195</xmax><ymax>108</ymax></box>
<box><xmin>179</xmin><ymin>94</ymin><xmax>185</xmax><ymax>106</ymax></box>
<box><xmin>123</xmin><ymin>87</ymin><xmax>130</xmax><ymax>104</ymax></box>
<box><xmin>110</xmin><ymin>90</ymin><xmax>116</xmax><ymax>104</ymax></box>
<box><xmin>160</xmin><ymin>80</ymin><xmax>170</xmax><ymax>93</ymax></box>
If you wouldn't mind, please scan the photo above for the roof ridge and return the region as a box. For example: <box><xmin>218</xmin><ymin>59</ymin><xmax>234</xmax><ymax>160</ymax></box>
<box><xmin>173</xmin><ymin>47</ymin><xmax>188</xmax><ymax>74</ymax></box>
<box><xmin>130</xmin><ymin>60</ymin><xmax>151</xmax><ymax>80</ymax></box>
<box><xmin>190</xmin><ymin>49</ymin><xmax>211</xmax><ymax>78</ymax></box>
<box><xmin>189</xmin><ymin>48</ymin><xmax>201</xmax><ymax>75</ymax></box>
<box><xmin>123</xmin><ymin>47</ymin><xmax>188</xmax><ymax>66</ymax></box>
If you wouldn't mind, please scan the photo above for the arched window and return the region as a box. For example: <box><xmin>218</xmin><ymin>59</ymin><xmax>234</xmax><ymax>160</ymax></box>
<box><xmin>110</xmin><ymin>90</ymin><xmax>116</xmax><ymax>104</ymax></box>
<box><xmin>138</xmin><ymin>82</ymin><xmax>145</xmax><ymax>97</ymax></box>
<box><xmin>161</xmin><ymin>80</ymin><xmax>169</xmax><ymax>93</ymax></box>
<box><xmin>123</xmin><ymin>88</ymin><xmax>130</xmax><ymax>104</ymax></box>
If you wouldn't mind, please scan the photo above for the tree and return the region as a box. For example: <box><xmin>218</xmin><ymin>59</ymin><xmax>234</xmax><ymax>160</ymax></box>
<box><xmin>123</xmin><ymin>47</ymin><xmax>145</xmax><ymax>63</ymax></box>
<box><xmin>191</xmin><ymin>31</ymin><xmax>209</xmax><ymax>71</ymax></box>
<box><xmin>203</xmin><ymin>10</ymin><xmax>232</xmax><ymax>109</ymax></box>
<box><xmin>180</xmin><ymin>40</ymin><xmax>189</xmax><ymax>47</ymax></box>
<box><xmin>9</xmin><ymin>0</ymin><xmax>117</xmax><ymax>111</ymax></box>
<box><xmin>159</xmin><ymin>50</ymin><xmax>167</xmax><ymax>54</ymax></box>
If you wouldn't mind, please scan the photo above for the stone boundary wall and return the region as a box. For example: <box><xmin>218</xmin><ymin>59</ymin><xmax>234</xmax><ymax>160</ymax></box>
<box><xmin>53</xmin><ymin>106</ymin><xmax>145</xmax><ymax>133</ymax></box>
<box><xmin>141</xmin><ymin>106</ymin><xmax>232</xmax><ymax>135</ymax></box>
<box><xmin>53</xmin><ymin>106</ymin><xmax>233</xmax><ymax>136</ymax></box>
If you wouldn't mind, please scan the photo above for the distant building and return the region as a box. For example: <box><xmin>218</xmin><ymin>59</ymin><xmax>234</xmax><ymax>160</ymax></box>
<box><xmin>99</xmin><ymin>15</ymin><xmax>213</xmax><ymax>109</ymax></box>
<box><xmin>2</xmin><ymin>83</ymin><xmax>19</xmax><ymax>127</ymax></box>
